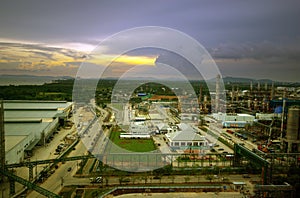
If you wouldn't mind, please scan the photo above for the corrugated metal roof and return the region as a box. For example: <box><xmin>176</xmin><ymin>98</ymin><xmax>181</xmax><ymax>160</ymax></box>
<box><xmin>5</xmin><ymin>122</ymin><xmax>49</xmax><ymax>136</ymax></box>
<box><xmin>5</xmin><ymin>135</ymin><xmax>27</xmax><ymax>152</ymax></box>
<box><xmin>4</xmin><ymin>110</ymin><xmax>60</xmax><ymax>119</ymax></box>
<box><xmin>168</xmin><ymin>125</ymin><xmax>205</xmax><ymax>141</ymax></box>
<box><xmin>3</xmin><ymin>100</ymin><xmax>73</xmax><ymax>161</ymax></box>
<box><xmin>4</xmin><ymin>101</ymin><xmax>72</xmax><ymax>109</ymax></box>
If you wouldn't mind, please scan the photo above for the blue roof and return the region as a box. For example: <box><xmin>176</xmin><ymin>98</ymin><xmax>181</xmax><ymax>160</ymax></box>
<box><xmin>274</xmin><ymin>106</ymin><xmax>282</xmax><ymax>113</ymax></box>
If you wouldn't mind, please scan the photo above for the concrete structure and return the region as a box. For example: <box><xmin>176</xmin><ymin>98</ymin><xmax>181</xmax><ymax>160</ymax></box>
<box><xmin>148</xmin><ymin>113</ymin><xmax>164</xmax><ymax>121</ymax></box>
<box><xmin>180</xmin><ymin>113</ymin><xmax>198</xmax><ymax>122</ymax></box>
<box><xmin>283</xmin><ymin>106</ymin><xmax>300</xmax><ymax>153</ymax></box>
<box><xmin>165</xmin><ymin>124</ymin><xmax>208</xmax><ymax>150</ymax></box>
<box><xmin>3</xmin><ymin>100</ymin><xmax>73</xmax><ymax>164</ymax></box>
<box><xmin>120</xmin><ymin>121</ymin><xmax>151</xmax><ymax>139</ymax></box>
<box><xmin>212</xmin><ymin>113</ymin><xmax>255</xmax><ymax>123</ymax></box>
<box><xmin>156</xmin><ymin>123</ymin><xmax>173</xmax><ymax>134</ymax></box>
<box><xmin>119</xmin><ymin>133</ymin><xmax>150</xmax><ymax>139</ymax></box>
<box><xmin>129</xmin><ymin>122</ymin><xmax>149</xmax><ymax>134</ymax></box>
<box><xmin>256</xmin><ymin>113</ymin><xmax>281</xmax><ymax>121</ymax></box>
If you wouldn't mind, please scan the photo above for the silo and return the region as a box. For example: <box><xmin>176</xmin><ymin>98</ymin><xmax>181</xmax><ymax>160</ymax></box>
<box><xmin>286</xmin><ymin>106</ymin><xmax>300</xmax><ymax>141</ymax></box>
<box><xmin>285</xmin><ymin>106</ymin><xmax>300</xmax><ymax>153</ymax></box>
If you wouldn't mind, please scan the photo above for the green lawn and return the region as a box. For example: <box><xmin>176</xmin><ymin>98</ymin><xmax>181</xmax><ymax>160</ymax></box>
<box><xmin>111</xmin><ymin>103</ymin><xmax>124</xmax><ymax>111</ymax></box>
<box><xmin>110</xmin><ymin>131</ymin><xmax>156</xmax><ymax>152</ymax></box>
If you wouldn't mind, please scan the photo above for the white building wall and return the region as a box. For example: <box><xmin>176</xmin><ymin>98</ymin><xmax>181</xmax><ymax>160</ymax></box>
<box><xmin>170</xmin><ymin>140</ymin><xmax>207</xmax><ymax>148</ymax></box>
<box><xmin>6</xmin><ymin>133</ymin><xmax>35</xmax><ymax>164</ymax></box>
<box><xmin>212</xmin><ymin>113</ymin><xmax>254</xmax><ymax>122</ymax></box>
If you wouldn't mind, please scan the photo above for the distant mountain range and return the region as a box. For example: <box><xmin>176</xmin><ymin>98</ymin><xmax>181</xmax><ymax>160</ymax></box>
<box><xmin>215</xmin><ymin>76</ymin><xmax>299</xmax><ymax>86</ymax></box>
<box><xmin>0</xmin><ymin>75</ymin><xmax>73</xmax><ymax>85</ymax></box>
<box><xmin>222</xmin><ymin>76</ymin><xmax>274</xmax><ymax>83</ymax></box>
<box><xmin>0</xmin><ymin>74</ymin><xmax>298</xmax><ymax>86</ymax></box>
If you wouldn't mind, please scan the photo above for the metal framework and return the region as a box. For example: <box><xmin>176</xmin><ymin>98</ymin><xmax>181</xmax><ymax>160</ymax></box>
<box><xmin>0</xmin><ymin>169</ymin><xmax>61</xmax><ymax>197</ymax></box>
<box><xmin>6</xmin><ymin>155</ymin><xmax>94</xmax><ymax>168</ymax></box>
<box><xmin>234</xmin><ymin>144</ymin><xmax>270</xmax><ymax>184</ymax></box>
<box><xmin>254</xmin><ymin>183</ymin><xmax>295</xmax><ymax>198</ymax></box>
<box><xmin>0</xmin><ymin>100</ymin><xmax>5</xmax><ymax>182</ymax></box>
<box><xmin>1</xmin><ymin>142</ymin><xmax>299</xmax><ymax>197</ymax></box>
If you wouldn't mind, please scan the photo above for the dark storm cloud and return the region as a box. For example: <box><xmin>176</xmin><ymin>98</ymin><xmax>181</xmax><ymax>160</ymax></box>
<box><xmin>210</xmin><ymin>40</ymin><xmax>300</xmax><ymax>61</ymax></box>
<box><xmin>0</xmin><ymin>0</ymin><xmax>299</xmax><ymax>81</ymax></box>
<box><xmin>0</xmin><ymin>0</ymin><xmax>299</xmax><ymax>43</ymax></box>
<box><xmin>155</xmin><ymin>51</ymin><xmax>200</xmax><ymax>79</ymax></box>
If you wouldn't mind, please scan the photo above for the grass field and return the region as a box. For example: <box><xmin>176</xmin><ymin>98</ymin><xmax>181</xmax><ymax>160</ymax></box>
<box><xmin>103</xmin><ymin>128</ymin><xmax>165</xmax><ymax>170</ymax></box>
<box><xmin>111</xmin><ymin>103</ymin><xmax>123</xmax><ymax>111</ymax></box>
<box><xmin>110</xmin><ymin>131</ymin><xmax>156</xmax><ymax>152</ymax></box>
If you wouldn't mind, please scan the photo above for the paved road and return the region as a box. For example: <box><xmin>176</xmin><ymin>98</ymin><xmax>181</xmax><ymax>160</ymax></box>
<box><xmin>117</xmin><ymin>192</ymin><xmax>244</xmax><ymax>198</ymax></box>
<box><xmin>5</xmin><ymin>123</ymin><xmax>77</xmax><ymax>197</ymax></box>
<box><xmin>27</xmin><ymin>140</ymin><xmax>88</xmax><ymax>198</ymax></box>
<box><xmin>27</xmin><ymin>103</ymin><xmax>111</xmax><ymax>197</ymax></box>
<box><xmin>61</xmin><ymin>172</ymin><xmax>260</xmax><ymax>197</ymax></box>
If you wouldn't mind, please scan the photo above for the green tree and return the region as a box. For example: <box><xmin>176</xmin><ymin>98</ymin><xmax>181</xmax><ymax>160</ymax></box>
<box><xmin>184</xmin><ymin>176</ymin><xmax>190</xmax><ymax>183</ymax></box>
<box><xmin>205</xmin><ymin>175</ymin><xmax>213</xmax><ymax>183</ymax></box>
<box><xmin>168</xmin><ymin>175</ymin><xmax>175</xmax><ymax>184</ymax></box>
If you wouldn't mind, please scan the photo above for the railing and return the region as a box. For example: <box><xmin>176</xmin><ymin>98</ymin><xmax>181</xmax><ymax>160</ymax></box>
<box><xmin>0</xmin><ymin>169</ymin><xmax>61</xmax><ymax>198</ymax></box>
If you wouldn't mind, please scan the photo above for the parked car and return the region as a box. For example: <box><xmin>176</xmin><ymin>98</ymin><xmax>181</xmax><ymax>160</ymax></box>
<box><xmin>243</xmin><ymin>174</ymin><xmax>250</xmax><ymax>178</ymax></box>
<box><xmin>90</xmin><ymin>176</ymin><xmax>103</xmax><ymax>183</ymax></box>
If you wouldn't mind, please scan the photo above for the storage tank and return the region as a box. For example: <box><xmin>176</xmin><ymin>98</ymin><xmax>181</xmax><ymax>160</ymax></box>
<box><xmin>286</xmin><ymin>106</ymin><xmax>300</xmax><ymax>141</ymax></box>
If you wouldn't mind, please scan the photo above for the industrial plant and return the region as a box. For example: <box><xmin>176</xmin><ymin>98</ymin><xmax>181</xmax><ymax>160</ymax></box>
<box><xmin>0</xmin><ymin>77</ymin><xmax>300</xmax><ymax>198</ymax></box>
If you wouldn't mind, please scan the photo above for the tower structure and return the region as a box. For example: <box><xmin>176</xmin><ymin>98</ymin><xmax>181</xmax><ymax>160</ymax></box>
<box><xmin>235</xmin><ymin>86</ymin><xmax>239</xmax><ymax>102</ymax></box>
<box><xmin>199</xmin><ymin>84</ymin><xmax>202</xmax><ymax>110</ymax></box>
<box><xmin>270</xmin><ymin>82</ymin><xmax>275</xmax><ymax>100</ymax></box>
<box><xmin>215</xmin><ymin>74</ymin><xmax>220</xmax><ymax>112</ymax></box>
<box><xmin>0</xmin><ymin>100</ymin><xmax>5</xmax><ymax>181</ymax></box>
<box><xmin>231</xmin><ymin>86</ymin><xmax>234</xmax><ymax>103</ymax></box>
<box><xmin>265</xmin><ymin>82</ymin><xmax>268</xmax><ymax>91</ymax></box>
<box><xmin>203</xmin><ymin>95</ymin><xmax>208</xmax><ymax>112</ymax></box>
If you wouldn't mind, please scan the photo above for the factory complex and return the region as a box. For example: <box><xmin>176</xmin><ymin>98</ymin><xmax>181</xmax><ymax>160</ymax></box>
<box><xmin>3</xmin><ymin>100</ymin><xmax>73</xmax><ymax>164</ymax></box>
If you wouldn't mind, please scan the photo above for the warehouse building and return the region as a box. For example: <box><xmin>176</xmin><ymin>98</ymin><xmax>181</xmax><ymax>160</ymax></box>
<box><xmin>212</xmin><ymin>112</ymin><xmax>255</xmax><ymax>122</ymax></box>
<box><xmin>165</xmin><ymin>123</ymin><xmax>208</xmax><ymax>150</ymax></box>
<box><xmin>3</xmin><ymin>100</ymin><xmax>73</xmax><ymax>164</ymax></box>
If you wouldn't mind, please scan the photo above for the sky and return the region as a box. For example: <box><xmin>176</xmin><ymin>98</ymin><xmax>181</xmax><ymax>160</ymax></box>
<box><xmin>0</xmin><ymin>0</ymin><xmax>300</xmax><ymax>82</ymax></box>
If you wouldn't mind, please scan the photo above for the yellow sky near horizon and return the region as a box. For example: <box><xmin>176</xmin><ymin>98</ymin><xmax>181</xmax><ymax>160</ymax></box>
<box><xmin>0</xmin><ymin>44</ymin><xmax>157</xmax><ymax>75</ymax></box>
<box><xmin>89</xmin><ymin>54</ymin><xmax>156</xmax><ymax>67</ymax></box>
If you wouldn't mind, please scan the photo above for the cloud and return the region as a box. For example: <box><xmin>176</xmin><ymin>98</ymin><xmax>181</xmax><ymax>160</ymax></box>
<box><xmin>0</xmin><ymin>41</ymin><xmax>88</xmax><ymax>76</ymax></box>
<box><xmin>0</xmin><ymin>40</ymin><xmax>159</xmax><ymax>78</ymax></box>
<box><xmin>209</xmin><ymin>39</ymin><xmax>300</xmax><ymax>63</ymax></box>
<box><xmin>17</xmin><ymin>60</ymin><xmax>50</xmax><ymax>72</ymax></box>
<box><xmin>0</xmin><ymin>40</ymin><xmax>159</xmax><ymax>79</ymax></box>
